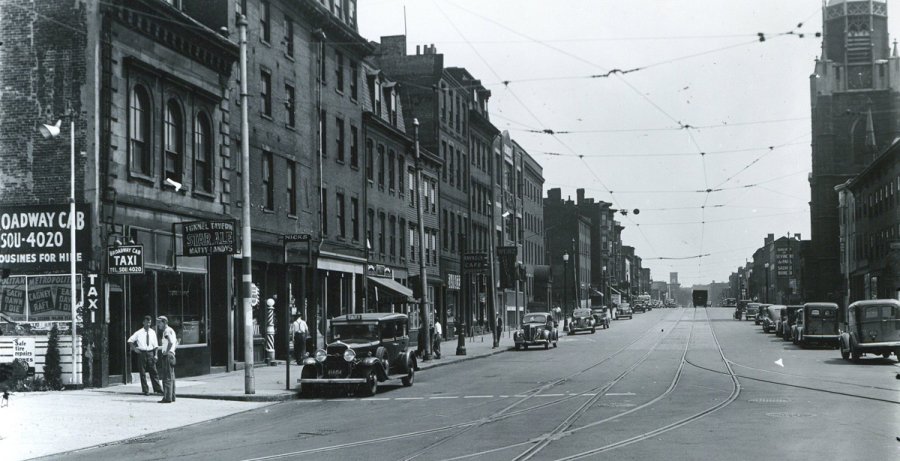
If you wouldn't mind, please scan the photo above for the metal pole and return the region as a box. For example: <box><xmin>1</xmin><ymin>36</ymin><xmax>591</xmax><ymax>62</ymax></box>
<box><xmin>413</xmin><ymin>119</ymin><xmax>431</xmax><ymax>360</ymax></box>
<box><xmin>70</xmin><ymin>119</ymin><xmax>77</xmax><ymax>385</ymax></box>
<box><xmin>563</xmin><ymin>258</ymin><xmax>568</xmax><ymax>330</ymax></box>
<box><xmin>238</xmin><ymin>15</ymin><xmax>255</xmax><ymax>394</ymax></box>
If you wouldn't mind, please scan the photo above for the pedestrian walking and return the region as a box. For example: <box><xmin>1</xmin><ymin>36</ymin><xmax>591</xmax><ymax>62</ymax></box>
<box><xmin>156</xmin><ymin>316</ymin><xmax>178</xmax><ymax>403</ymax></box>
<box><xmin>495</xmin><ymin>314</ymin><xmax>503</xmax><ymax>348</ymax></box>
<box><xmin>290</xmin><ymin>315</ymin><xmax>309</xmax><ymax>364</ymax></box>
<box><xmin>417</xmin><ymin>324</ymin><xmax>426</xmax><ymax>359</ymax></box>
<box><xmin>433</xmin><ymin>320</ymin><xmax>442</xmax><ymax>359</ymax></box>
<box><xmin>127</xmin><ymin>315</ymin><xmax>162</xmax><ymax>396</ymax></box>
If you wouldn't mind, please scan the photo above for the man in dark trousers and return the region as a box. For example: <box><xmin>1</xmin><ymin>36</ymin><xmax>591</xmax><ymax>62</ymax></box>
<box><xmin>127</xmin><ymin>315</ymin><xmax>162</xmax><ymax>396</ymax></box>
<box><xmin>290</xmin><ymin>315</ymin><xmax>309</xmax><ymax>364</ymax></box>
<box><xmin>494</xmin><ymin>314</ymin><xmax>503</xmax><ymax>348</ymax></box>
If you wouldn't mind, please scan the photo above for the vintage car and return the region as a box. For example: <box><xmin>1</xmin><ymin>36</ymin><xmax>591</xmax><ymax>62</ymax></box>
<box><xmin>591</xmin><ymin>307</ymin><xmax>611</xmax><ymax>329</ymax></box>
<box><xmin>793</xmin><ymin>303</ymin><xmax>840</xmax><ymax>348</ymax></box>
<box><xmin>745</xmin><ymin>302</ymin><xmax>761</xmax><ymax>322</ymax></box>
<box><xmin>299</xmin><ymin>313</ymin><xmax>416</xmax><ymax>397</ymax></box>
<box><xmin>514</xmin><ymin>312</ymin><xmax>559</xmax><ymax>350</ymax></box>
<box><xmin>761</xmin><ymin>305</ymin><xmax>785</xmax><ymax>334</ymax></box>
<box><xmin>617</xmin><ymin>303</ymin><xmax>633</xmax><ymax>319</ymax></box>
<box><xmin>780</xmin><ymin>305</ymin><xmax>802</xmax><ymax>340</ymax></box>
<box><xmin>568</xmin><ymin>307</ymin><xmax>596</xmax><ymax>335</ymax></box>
<box><xmin>839</xmin><ymin>299</ymin><xmax>900</xmax><ymax>361</ymax></box>
<box><xmin>754</xmin><ymin>304</ymin><xmax>770</xmax><ymax>325</ymax></box>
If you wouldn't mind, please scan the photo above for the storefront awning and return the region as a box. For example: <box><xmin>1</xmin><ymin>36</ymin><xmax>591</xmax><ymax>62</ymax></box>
<box><xmin>367</xmin><ymin>276</ymin><xmax>414</xmax><ymax>302</ymax></box>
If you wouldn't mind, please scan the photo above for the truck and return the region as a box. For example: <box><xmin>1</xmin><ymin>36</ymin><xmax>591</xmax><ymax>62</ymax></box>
<box><xmin>692</xmin><ymin>290</ymin><xmax>708</xmax><ymax>308</ymax></box>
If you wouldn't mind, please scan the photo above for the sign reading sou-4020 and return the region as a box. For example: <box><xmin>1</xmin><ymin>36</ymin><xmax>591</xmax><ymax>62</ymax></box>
<box><xmin>180</xmin><ymin>220</ymin><xmax>237</xmax><ymax>256</ymax></box>
<box><xmin>0</xmin><ymin>205</ymin><xmax>92</xmax><ymax>273</ymax></box>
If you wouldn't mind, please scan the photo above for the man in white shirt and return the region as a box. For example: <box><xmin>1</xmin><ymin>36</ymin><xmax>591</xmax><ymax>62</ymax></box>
<box><xmin>290</xmin><ymin>315</ymin><xmax>309</xmax><ymax>364</ymax></box>
<box><xmin>156</xmin><ymin>316</ymin><xmax>178</xmax><ymax>403</ymax></box>
<box><xmin>433</xmin><ymin>320</ymin><xmax>442</xmax><ymax>359</ymax></box>
<box><xmin>127</xmin><ymin>315</ymin><xmax>162</xmax><ymax>396</ymax></box>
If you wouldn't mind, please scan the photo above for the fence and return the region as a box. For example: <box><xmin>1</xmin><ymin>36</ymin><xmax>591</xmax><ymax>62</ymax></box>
<box><xmin>0</xmin><ymin>335</ymin><xmax>83</xmax><ymax>385</ymax></box>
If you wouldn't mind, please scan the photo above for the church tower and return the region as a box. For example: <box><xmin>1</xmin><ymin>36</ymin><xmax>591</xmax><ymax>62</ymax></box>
<box><xmin>809</xmin><ymin>0</ymin><xmax>899</xmax><ymax>303</ymax></box>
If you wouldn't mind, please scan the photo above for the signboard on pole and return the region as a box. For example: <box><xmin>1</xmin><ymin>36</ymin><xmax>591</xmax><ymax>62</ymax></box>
<box><xmin>180</xmin><ymin>220</ymin><xmax>237</xmax><ymax>256</ymax></box>
<box><xmin>462</xmin><ymin>253</ymin><xmax>488</xmax><ymax>273</ymax></box>
<box><xmin>497</xmin><ymin>246</ymin><xmax>518</xmax><ymax>289</ymax></box>
<box><xmin>107</xmin><ymin>245</ymin><xmax>144</xmax><ymax>275</ymax></box>
<box><xmin>284</xmin><ymin>233</ymin><xmax>313</xmax><ymax>265</ymax></box>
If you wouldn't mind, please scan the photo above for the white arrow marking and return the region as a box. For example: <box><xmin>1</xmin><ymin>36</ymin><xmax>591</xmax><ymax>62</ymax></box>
<box><xmin>775</xmin><ymin>358</ymin><xmax>784</xmax><ymax>367</ymax></box>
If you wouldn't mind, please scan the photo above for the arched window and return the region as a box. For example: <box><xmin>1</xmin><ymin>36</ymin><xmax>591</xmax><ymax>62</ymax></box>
<box><xmin>129</xmin><ymin>85</ymin><xmax>152</xmax><ymax>176</ymax></box>
<box><xmin>164</xmin><ymin>99</ymin><xmax>184</xmax><ymax>183</ymax></box>
<box><xmin>193</xmin><ymin>112</ymin><xmax>212</xmax><ymax>192</ymax></box>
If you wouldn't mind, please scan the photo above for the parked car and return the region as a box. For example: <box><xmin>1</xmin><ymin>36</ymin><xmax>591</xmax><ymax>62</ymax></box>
<box><xmin>839</xmin><ymin>299</ymin><xmax>900</xmax><ymax>361</ymax></box>
<box><xmin>299</xmin><ymin>313</ymin><xmax>416</xmax><ymax>397</ymax></box>
<box><xmin>617</xmin><ymin>303</ymin><xmax>633</xmax><ymax>319</ymax></box>
<box><xmin>591</xmin><ymin>307</ymin><xmax>611</xmax><ymax>329</ymax></box>
<box><xmin>780</xmin><ymin>305</ymin><xmax>802</xmax><ymax>340</ymax></box>
<box><xmin>745</xmin><ymin>303</ymin><xmax>760</xmax><ymax>322</ymax></box>
<box><xmin>754</xmin><ymin>304</ymin><xmax>770</xmax><ymax>325</ymax></box>
<box><xmin>794</xmin><ymin>303</ymin><xmax>840</xmax><ymax>348</ymax></box>
<box><xmin>568</xmin><ymin>307</ymin><xmax>596</xmax><ymax>335</ymax></box>
<box><xmin>762</xmin><ymin>305</ymin><xmax>785</xmax><ymax>334</ymax></box>
<box><xmin>514</xmin><ymin>312</ymin><xmax>559</xmax><ymax>350</ymax></box>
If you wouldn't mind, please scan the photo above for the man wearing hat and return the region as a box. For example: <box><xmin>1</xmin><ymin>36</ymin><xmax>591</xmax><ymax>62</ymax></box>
<box><xmin>156</xmin><ymin>316</ymin><xmax>178</xmax><ymax>403</ymax></box>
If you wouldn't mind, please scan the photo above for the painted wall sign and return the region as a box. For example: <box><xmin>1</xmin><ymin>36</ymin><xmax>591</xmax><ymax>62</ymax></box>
<box><xmin>180</xmin><ymin>220</ymin><xmax>236</xmax><ymax>256</ymax></box>
<box><xmin>0</xmin><ymin>204</ymin><xmax>92</xmax><ymax>273</ymax></box>
<box><xmin>108</xmin><ymin>245</ymin><xmax>144</xmax><ymax>274</ymax></box>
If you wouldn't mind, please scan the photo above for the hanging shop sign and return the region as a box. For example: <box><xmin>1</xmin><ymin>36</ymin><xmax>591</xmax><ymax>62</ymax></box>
<box><xmin>0</xmin><ymin>204</ymin><xmax>92</xmax><ymax>273</ymax></box>
<box><xmin>107</xmin><ymin>245</ymin><xmax>144</xmax><ymax>275</ymax></box>
<box><xmin>179</xmin><ymin>220</ymin><xmax>237</xmax><ymax>256</ymax></box>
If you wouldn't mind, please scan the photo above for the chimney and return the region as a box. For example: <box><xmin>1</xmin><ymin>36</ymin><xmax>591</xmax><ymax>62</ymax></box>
<box><xmin>379</xmin><ymin>35</ymin><xmax>407</xmax><ymax>57</ymax></box>
<box><xmin>416</xmin><ymin>45</ymin><xmax>420</xmax><ymax>55</ymax></box>
<box><xmin>547</xmin><ymin>188</ymin><xmax>561</xmax><ymax>201</ymax></box>
<box><xmin>576</xmin><ymin>188</ymin><xmax>585</xmax><ymax>205</ymax></box>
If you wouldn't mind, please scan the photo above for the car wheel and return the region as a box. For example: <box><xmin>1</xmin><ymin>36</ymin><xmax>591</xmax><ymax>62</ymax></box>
<box><xmin>544</xmin><ymin>341</ymin><xmax>549</xmax><ymax>350</ymax></box>
<box><xmin>376</xmin><ymin>347</ymin><xmax>390</xmax><ymax>374</ymax></box>
<box><xmin>515</xmin><ymin>343</ymin><xmax>521</xmax><ymax>351</ymax></box>
<box><xmin>523</xmin><ymin>344</ymin><xmax>528</xmax><ymax>350</ymax></box>
<box><xmin>840</xmin><ymin>346</ymin><xmax>850</xmax><ymax>360</ymax></box>
<box><xmin>401</xmin><ymin>366</ymin><xmax>415</xmax><ymax>387</ymax></box>
<box><xmin>591</xmin><ymin>327</ymin><xmax>596</xmax><ymax>334</ymax></box>
<box><xmin>882</xmin><ymin>352</ymin><xmax>891</xmax><ymax>360</ymax></box>
<box><xmin>300</xmin><ymin>384</ymin><xmax>317</xmax><ymax>398</ymax></box>
<box><xmin>850</xmin><ymin>342</ymin><xmax>862</xmax><ymax>362</ymax></box>
<box><xmin>362</xmin><ymin>371</ymin><xmax>378</xmax><ymax>396</ymax></box>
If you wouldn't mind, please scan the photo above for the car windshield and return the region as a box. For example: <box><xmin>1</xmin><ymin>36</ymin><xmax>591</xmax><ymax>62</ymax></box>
<box><xmin>332</xmin><ymin>323</ymin><xmax>379</xmax><ymax>343</ymax></box>
<box><xmin>523</xmin><ymin>314</ymin><xmax>548</xmax><ymax>324</ymax></box>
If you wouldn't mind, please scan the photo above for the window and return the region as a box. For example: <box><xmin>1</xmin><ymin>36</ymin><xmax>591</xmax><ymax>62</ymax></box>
<box><xmin>335</xmin><ymin>52</ymin><xmax>344</xmax><ymax>92</ymax></box>
<box><xmin>443</xmin><ymin>210</ymin><xmax>449</xmax><ymax>250</ymax></box>
<box><xmin>260</xmin><ymin>0</ymin><xmax>270</xmax><ymax>43</ymax></box>
<box><xmin>441</xmin><ymin>141</ymin><xmax>448</xmax><ymax>181</ymax></box>
<box><xmin>193</xmin><ymin>112</ymin><xmax>212</xmax><ymax>193</ymax></box>
<box><xmin>164</xmin><ymin>99</ymin><xmax>184</xmax><ymax>183</ymax></box>
<box><xmin>319</xmin><ymin>44</ymin><xmax>327</xmax><ymax>86</ymax></box>
<box><xmin>285</xmin><ymin>84</ymin><xmax>295</xmax><ymax>127</ymax></box>
<box><xmin>350</xmin><ymin>61</ymin><xmax>358</xmax><ymax>100</ymax></box>
<box><xmin>379</xmin><ymin>212</ymin><xmax>386</xmax><ymax>254</ymax></box>
<box><xmin>388</xmin><ymin>150</ymin><xmax>396</xmax><ymax>191</ymax></box>
<box><xmin>389</xmin><ymin>216</ymin><xmax>396</xmax><ymax>258</ymax></box>
<box><xmin>366</xmin><ymin>139</ymin><xmax>374</xmax><ymax>181</ymax></box>
<box><xmin>367</xmin><ymin>208</ymin><xmax>375</xmax><ymax>249</ymax></box>
<box><xmin>235</xmin><ymin>0</ymin><xmax>248</xmax><ymax>26</ymax></box>
<box><xmin>334</xmin><ymin>0</ymin><xmax>343</xmax><ymax>19</ymax></box>
<box><xmin>449</xmin><ymin>149</ymin><xmax>455</xmax><ymax>186</ymax></box>
<box><xmin>398</xmin><ymin>158</ymin><xmax>405</xmax><ymax>195</ymax></box>
<box><xmin>408</xmin><ymin>171</ymin><xmax>415</xmax><ymax>206</ymax></box>
<box><xmin>154</xmin><ymin>271</ymin><xmax>207</xmax><ymax>346</ymax></box>
<box><xmin>409</xmin><ymin>226</ymin><xmax>416</xmax><ymax>262</ymax></box>
<box><xmin>130</xmin><ymin>85</ymin><xmax>152</xmax><ymax>176</ymax></box>
<box><xmin>448</xmin><ymin>90</ymin><xmax>454</xmax><ymax>128</ymax></box>
<box><xmin>371</xmin><ymin>77</ymin><xmax>382</xmax><ymax>115</ymax></box>
<box><xmin>260</xmin><ymin>70</ymin><xmax>272</xmax><ymax>116</ymax></box>
<box><xmin>389</xmin><ymin>89</ymin><xmax>398</xmax><ymax>125</ymax></box>
<box><xmin>456</xmin><ymin>149</ymin><xmax>462</xmax><ymax>188</ymax></box>
<box><xmin>450</xmin><ymin>215</ymin><xmax>455</xmax><ymax>253</ymax></box>
<box><xmin>263</xmin><ymin>151</ymin><xmax>274</xmax><ymax>210</ymax></box>
<box><xmin>335</xmin><ymin>117</ymin><xmax>345</xmax><ymax>162</ymax></box>
<box><xmin>319</xmin><ymin>109</ymin><xmax>327</xmax><ymax>156</ymax></box>
<box><xmin>322</xmin><ymin>189</ymin><xmax>328</xmax><ymax>235</ymax></box>
<box><xmin>337</xmin><ymin>192</ymin><xmax>346</xmax><ymax>238</ymax></box>
<box><xmin>287</xmin><ymin>160</ymin><xmax>297</xmax><ymax>215</ymax></box>
<box><xmin>350</xmin><ymin>125</ymin><xmax>359</xmax><ymax>168</ymax></box>
<box><xmin>351</xmin><ymin>197</ymin><xmax>359</xmax><ymax>241</ymax></box>
<box><xmin>284</xmin><ymin>17</ymin><xmax>294</xmax><ymax>57</ymax></box>
<box><xmin>348</xmin><ymin>0</ymin><xmax>357</xmax><ymax>25</ymax></box>
<box><xmin>377</xmin><ymin>144</ymin><xmax>385</xmax><ymax>187</ymax></box>
<box><xmin>430</xmin><ymin>232</ymin><xmax>436</xmax><ymax>266</ymax></box>
<box><xmin>399</xmin><ymin>219</ymin><xmax>406</xmax><ymax>259</ymax></box>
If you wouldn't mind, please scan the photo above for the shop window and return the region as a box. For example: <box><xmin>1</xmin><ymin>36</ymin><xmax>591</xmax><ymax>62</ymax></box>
<box><xmin>130</xmin><ymin>85</ymin><xmax>152</xmax><ymax>177</ymax></box>
<box><xmin>157</xmin><ymin>271</ymin><xmax>208</xmax><ymax>345</ymax></box>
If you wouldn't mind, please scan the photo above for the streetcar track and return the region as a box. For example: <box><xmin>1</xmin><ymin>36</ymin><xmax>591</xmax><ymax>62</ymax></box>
<box><xmin>511</xmin><ymin>308</ymin><xmax>700</xmax><ymax>461</ymax></box>
<box><xmin>724</xmin><ymin>359</ymin><xmax>900</xmax><ymax>392</ymax></box>
<box><xmin>241</xmin><ymin>309</ymin><xmax>688</xmax><ymax>461</ymax></box>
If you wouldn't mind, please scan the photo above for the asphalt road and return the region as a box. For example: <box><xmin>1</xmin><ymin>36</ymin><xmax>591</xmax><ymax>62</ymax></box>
<box><xmin>57</xmin><ymin>308</ymin><xmax>900</xmax><ymax>461</ymax></box>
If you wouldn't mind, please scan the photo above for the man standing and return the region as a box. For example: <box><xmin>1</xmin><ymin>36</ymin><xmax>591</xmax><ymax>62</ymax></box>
<box><xmin>290</xmin><ymin>315</ymin><xmax>309</xmax><ymax>364</ymax></box>
<box><xmin>495</xmin><ymin>314</ymin><xmax>503</xmax><ymax>348</ymax></box>
<box><xmin>156</xmin><ymin>316</ymin><xmax>178</xmax><ymax>403</ymax></box>
<box><xmin>127</xmin><ymin>315</ymin><xmax>162</xmax><ymax>396</ymax></box>
<box><xmin>432</xmin><ymin>320</ymin><xmax>442</xmax><ymax>359</ymax></box>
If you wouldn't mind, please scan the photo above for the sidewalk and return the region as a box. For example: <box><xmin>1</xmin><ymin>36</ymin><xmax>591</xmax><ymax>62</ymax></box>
<box><xmin>0</xmin><ymin>333</ymin><xmax>509</xmax><ymax>461</ymax></box>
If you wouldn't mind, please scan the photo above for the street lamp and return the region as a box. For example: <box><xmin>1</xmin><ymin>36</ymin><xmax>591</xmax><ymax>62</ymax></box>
<box><xmin>40</xmin><ymin>118</ymin><xmax>78</xmax><ymax>386</ymax></box>
<box><xmin>562</xmin><ymin>252</ymin><xmax>569</xmax><ymax>329</ymax></box>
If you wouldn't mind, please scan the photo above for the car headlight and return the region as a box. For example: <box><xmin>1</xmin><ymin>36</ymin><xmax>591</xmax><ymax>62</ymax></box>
<box><xmin>314</xmin><ymin>349</ymin><xmax>327</xmax><ymax>363</ymax></box>
<box><xmin>343</xmin><ymin>348</ymin><xmax>356</xmax><ymax>362</ymax></box>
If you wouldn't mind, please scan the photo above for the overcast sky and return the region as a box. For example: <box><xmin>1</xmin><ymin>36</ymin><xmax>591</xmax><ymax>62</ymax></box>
<box><xmin>358</xmin><ymin>0</ymin><xmax>900</xmax><ymax>287</ymax></box>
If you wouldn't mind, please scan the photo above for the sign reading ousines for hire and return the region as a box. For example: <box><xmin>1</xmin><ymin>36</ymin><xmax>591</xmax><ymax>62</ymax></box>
<box><xmin>0</xmin><ymin>205</ymin><xmax>92</xmax><ymax>273</ymax></box>
<box><xmin>181</xmin><ymin>220</ymin><xmax>237</xmax><ymax>256</ymax></box>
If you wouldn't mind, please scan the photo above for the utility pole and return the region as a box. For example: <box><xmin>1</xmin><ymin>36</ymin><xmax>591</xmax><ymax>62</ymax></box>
<box><xmin>238</xmin><ymin>15</ymin><xmax>255</xmax><ymax>394</ymax></box>
<box><xmin>413</xmin><ymin>119</ymin><xmax>431</xmax><ymax>360</ymax></box>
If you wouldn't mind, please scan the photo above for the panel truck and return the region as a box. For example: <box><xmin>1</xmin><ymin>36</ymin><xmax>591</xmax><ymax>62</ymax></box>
<box><xmin>692</xmin><ymin>289</ymin><xmax>708</xmax><ymax>308</ymax></box>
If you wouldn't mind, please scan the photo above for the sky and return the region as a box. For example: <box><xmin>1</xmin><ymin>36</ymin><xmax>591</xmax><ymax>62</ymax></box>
<box><xmin>358</xmin><ymin>0</ymin><xmax>900</xmax><ymax>287</ymax></box>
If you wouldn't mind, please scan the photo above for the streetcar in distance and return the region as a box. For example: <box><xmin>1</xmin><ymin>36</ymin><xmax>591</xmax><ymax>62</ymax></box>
<box><xmin>691</xmin><ymin>289</ymin><xmax>708</xmax><ymax>308</ymax></box>
<box><xmin>838</xmin><ymin>299</ymin><xmax>900</xmax><ymax>361</ymax></box>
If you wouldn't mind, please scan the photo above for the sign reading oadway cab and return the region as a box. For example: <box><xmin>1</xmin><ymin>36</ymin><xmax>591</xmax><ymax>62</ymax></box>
<box><xmin>108</xmin><ymin>245</ymin><xmax>144</xmax><ymax>275</ymax></box>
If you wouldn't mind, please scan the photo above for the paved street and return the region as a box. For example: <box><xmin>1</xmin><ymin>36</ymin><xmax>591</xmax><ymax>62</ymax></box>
<box><xmin>42</xmin><ymin>307</ymin><xmax>899</xmax><ymax>461</ymax></box>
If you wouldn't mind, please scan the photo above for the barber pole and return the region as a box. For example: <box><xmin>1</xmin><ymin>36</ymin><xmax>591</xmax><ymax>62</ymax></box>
<box><xmin>266</xmin><ymin>298</ymin><xmax>275</xmax><ymax>364</ymax></box>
